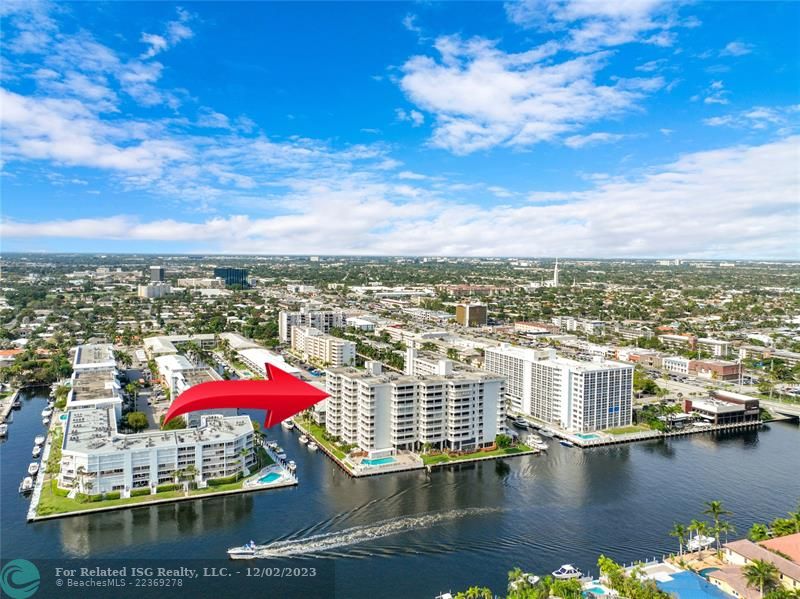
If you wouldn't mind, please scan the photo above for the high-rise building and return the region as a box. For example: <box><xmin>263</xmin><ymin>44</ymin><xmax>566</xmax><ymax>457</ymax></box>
<box><xmin>278</xmin><ymin>309</ymin><xmax>346</xmax><ymax>342</ymax></box>
<box><xmin>137</xmin><ymin>282</ymin><xmax>172</xmax><ymax>298</ymax></box>
<box><xmin>291</xmin><ymin>326</ymin><xmax>356</xmax><ymax>367</ymax></box>
<box><xmin>324</xmin><ymin>362</ymin><xmax>505</xmax><ymax>457</ymax></box>
<box><xmin>150</xmin><ymin>265</ymin><xmax>165</xmax><ymax>282</ymax></box>
<box><xmin>213</xmin><ymin>267</ymin><xmax>249</xmax><ymax>288</ymax></box>
<box><xmin>455</xmin><ymin>302</ymin><xmax>488</xmax><ymax>327</ymax></box>
<box><xmin>484</xmin><ymin>344</ymin><xmax>633</xmax><ymax>433</ymax></box>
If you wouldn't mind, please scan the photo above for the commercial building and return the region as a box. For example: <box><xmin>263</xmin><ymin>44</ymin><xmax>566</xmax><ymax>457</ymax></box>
<box><xmin>150</xmin><ymin>266</ymin><xmax>165</xmax><ymax>282</ymax></box>
<box><xmin>213</xmin><ymin>267</ymin><xmax>248</xmax><ymax>288</ymax></box>
<box><xmin>514</xmin><ymin>321</ymin><xmax>560</xmax><ymax>335</ymax></box>
<box><xmin>692</xmin><ymin>359</ymin><xmax>742</xmax><ymax>381</ymax></box>
<box><xmin>663</xmin><ymin>356</ymin><xmax>692</xmax><ymax>375</ymax></box>
<box><xmin>59</xmin><ymin>408</ymin><xmax>255</xmax><ymax>496</ymax></box>
<box><xmin>137</xmin><ymin>282</ymin><xmax>172</xmax><ymax>299</ymax></box>
<box><xmin>278</xmin><ymin>309</ymin><xmax>346</xmax><ymax>342</ymax></box>
<box><xmin>345</xmin><ymin>316</ymin><xmax>376</xmax><ymax>331</ymax></box>
<box><xmin>324</xmin><ymin>361</ymin><xmax>505</xmax><ymax>457</ymax></box>
<box><xmin>484</xmin><ymin>344</ymin><xmax>633</xmax><ymax>433</ymax></box>
<box><xmin>290</xmin><ymin>326</ymin><xmax>356</xmax><ymax>367</ymax></box>
<box><xmin>683</xmin><ymin>392</ymin><xmax>760</xmax><ymax>425</ymax></box>
<box><xmin>455</xmin><ymin>302</ymin><xmax>488</xmax><ymax>327</ymax></box>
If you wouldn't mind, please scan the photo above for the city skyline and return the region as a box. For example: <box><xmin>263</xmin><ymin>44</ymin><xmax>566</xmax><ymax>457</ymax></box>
<box><xmin>1</xmin><ymin>1</ymin><xmax>798</xmax><ymax>258</ymax></box>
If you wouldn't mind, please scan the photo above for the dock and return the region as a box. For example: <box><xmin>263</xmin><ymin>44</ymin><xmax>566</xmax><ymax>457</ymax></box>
<box><xmin>0</xmin><ymin>389</ymin><xmax>19</xmax><ymax>424</ymax></box>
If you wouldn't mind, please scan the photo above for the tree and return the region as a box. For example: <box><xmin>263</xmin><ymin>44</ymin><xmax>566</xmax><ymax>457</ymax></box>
<box><xmin>160</xmin><ymin>415</ymin><xmax>186</xmax><ymax>431</ymax></box>
<box><xmin>670</xmin><ymin>523</ymin><xmax>688</xmax><ymax>556</ymax></box>
<box><xmin>743</xmin><ymin>559</ymin><xmax>780</xmax><ymax>599</ymax></box>
<box><xmin>550</xmin><ymin>578</ymin><xmax>582</xmax><ymax>599</ymax></box>
<box><xmin>704</xmin><ymin>500</ymin><xmax>732</xmax><ymax>554</ymax></box>
<box><xmin>748</xmin><ymin>523</ymin><xmax>771</xmax><ymax>542</ymax></box>
<box><xmin>454</xmin><ymin>586</ymin><xmax>492</xmax><ymax>599</ymax></box>
<box><xmin>126</xmin><ymin>411</ymin><xmax>148</xmax><ymax>431</ymax></box>
<box><xmin>496</xmin><ymin>434</ymin><xmax>512</xmax><ymax>449</ymax></box>
<box><xmin>447</xmin><ymin>348</ymin><xmax>459</xmax><ymax>361</ymax></box>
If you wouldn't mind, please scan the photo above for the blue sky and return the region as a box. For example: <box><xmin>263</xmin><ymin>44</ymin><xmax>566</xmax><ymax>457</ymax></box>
<box><xmin>1</xmin><ymin>0</ymin><xmax>798</xmax><ymax>258</ymax></box>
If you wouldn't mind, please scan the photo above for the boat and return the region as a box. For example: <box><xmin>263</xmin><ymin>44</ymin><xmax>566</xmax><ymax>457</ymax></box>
<box><xmin>281</xmin><ymin>419</ymin><xmax>295</xmax><ymax>431</ymax></box>
<box><xmin>287</xmin><ymin>460</ymin><xmax>297</xmax><ymax>472</ymax></box>
<box><xmin>41</xmin><ymin>408</ymin><xmax>53</xmax><ymax>418</ymax></box>
<box><xmin>42</xmin><ymin>417</ymin><xmax>50</xmax><ymax>426</ymax></box>
<box><xmin>0</xmin><ymin>424</ymin><xmax>8</xmax><ymax>438</ymax></box>
<box><xmin>693</xmin><ymin>421</ymin><xmax>713</xmax><ymax>428</ymax></box>
<box><xmin>552</xmin><ymin>564</ymin><xmax>583</xmax><ymax>579</ymax></box>
<box><xmin>19</xmin><ymin>477</ymin><xmax>34</xmax><ymax>494</ymax></box>
<box><xmin>527</xmin><ymin>433</ymin><xmax>543</xmax><ymax>444</ymax></box>
<box><xmin>28</xmin><ymin>463</ymin><xmax>40</xmax><ymax>476</ymax></box>
<box><xmin>34</xmin><ymin>435</ymin><xmax>45</xmax><ymax>446</ymax></box>
<box><xmin>299</xmin><ymin>434</ymin><xmax>309</xmax><ymax>444</ymax></box>
<box><xmin>307</xmin><ymin>442</ymin><xmax>318</xmax><ymax>451</ymax></box>
<box><xmin>508</xmin><ymin>572</ymin><xmax>541</xmax><ymax>592</ymax></box>
<box><xmin>267</xmin><ymin>441</ymin><xmax>278</xmax><ymax>450</ymax></box>
<box><xmin>559</xmin><ymin>440</ymin><xmax>575</xmax><ymax>448</ymax></box>
<box><xmin>686</xmin><ymin>534</ymin><xmax>715</xmax><ymax>552</ymax></box>
<box><xmin>532</xmin><ymin>441</ymin><xmax>549</xmax><ymax>451</ymax></box>
<box><xmin>512</xmin><ymin>417</ymin><xmax>530</xmax><ymax>430</ymax></box>
<box><xmin>539</xmin><ymin>429</ymin><xmax>555</xmax><ymax>438</ymax></box>
<box><xmin>227</xmin><ymin>540</ymin><xmax>258</xmax><ymax>559</ymax></box>
<box><xmin>277</xmin><ymin>451</ymin><xmax>287</xmax><ymax>460</ymax></box>
<box><xmin>12</xmin><ymin>400</ymin><xmax>21</xmax><ymax>410</ymax></box>
<box><xmin>32</xmin><ymin>446</ymin><xmax>41</xmax><ymax>458</ymax></box>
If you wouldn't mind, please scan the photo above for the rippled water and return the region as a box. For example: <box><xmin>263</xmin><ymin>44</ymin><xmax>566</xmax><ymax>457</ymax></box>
<box><xmin>2</xmin><ymin>390</ymin><xmax>798</xmax><ymax>597</ymax></box>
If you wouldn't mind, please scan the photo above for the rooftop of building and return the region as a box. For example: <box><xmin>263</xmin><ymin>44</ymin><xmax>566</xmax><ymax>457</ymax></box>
<box><xmin>237</xmin><ymin>347</ymin><xmax>301</xmax><ymax>375</ymax></box>
<box><xmin>63</xmin><ymin>406</ymin><xmax>253</xmax><ymax>454</ymax></box>
<box><xmin>155</xmin><ymin>354</ymin><xmax>196</xmax><ymax>372</ymax></box>
<box><xmin>180</xmin><ymin>368</ymin><xmax>221</xmax><ymax>386</ymax></box>
<box><xmin>758</xmin><ymin>532</ymin><xmax>800</xmax><ymax>564</ymax></box>
<box><xmin>219</xmin><ymin>332</ymin><xmax>261</xmax><ymax>350</ymax></box>
<box><xmin>73</xmin><ymin>343</ymin><xmax>115</xmax><ymax>367</ymax></box>
<box><xmin>326</xmin><ymin>365</ymin><xmax>503</xmax><ymax>385</ymax></box>
<box><xmin>70</xmin><ymin>370</ymin><xmax>120</xmax><ymax>402</ymax></box>
<box><xmin>725</xmin><ymin>537</ymin><xmax>800</xmax><ymax>582</ymax></box>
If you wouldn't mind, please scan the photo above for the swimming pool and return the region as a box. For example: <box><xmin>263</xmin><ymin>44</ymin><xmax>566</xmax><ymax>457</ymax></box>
<box><xmin>582</xmin><ymin>586</ymin><xmax>606</xmax><ymax>596</ymax></box>
<box><xmin>258</xmin><ymin>472</ymin><xmax>282</xmax><ymax>484</ymax></box>
<box><xmin>656</xmin><ymin>571</ymin><xmax>730</xmax><ymax>598</ymax></box>
<box><xmin>362</xmin><ymin>457</ymin><xmax>396</xmax><ymax>466</ymax></box>
<box><xmin>576</xmin><ymin>433</ymin><xmax>600</xmax><ymax>440</ymax></box>
<box><xmin>699</xmin><ymin>567</ymin><xmax>720</xmax><ymax>578</ymax></box>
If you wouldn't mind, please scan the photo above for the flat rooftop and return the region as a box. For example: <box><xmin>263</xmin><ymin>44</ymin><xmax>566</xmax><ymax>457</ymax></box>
<box><xmin>63</xmin><ymin>407</ymin><xmax>253</xmax><ymax>454</ymax></box>
<box><xmin>70</xmin><ymin>370</ymin><xmax>120</xmax><ymax>402</ymax></box>
<box><xmin>74</xmin><ymin>343</ymin><xmax>115</xmax><ymax>367</ymax></box>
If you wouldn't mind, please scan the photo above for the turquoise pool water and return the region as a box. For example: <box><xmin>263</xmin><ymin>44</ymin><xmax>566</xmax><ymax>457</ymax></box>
<box><xmin>656</xmin><ymin>572</ymin><xmax>730</xmax><ymax>598</ymax></box>
<box><xmin>59</xmin><ymin>414</ymin><xmax>67</xmax><ymax>421</ymax></box>
<box><xmin>258</xmin><ymin>472</ymin><xmax>282</xmax><ymax>484</ymax></box>
<box><xmin>576</xmin><ymin>433</ymin><xmax>600</xmax><ymax>440</ymax></box>
<box><xmin>582</xmin><ymin>586</ymin><xmax>606</xmax><ymax>596</ymax></box>
<box><xmin>362</xmin><ymin>457</ymin><xmax>396</xmax><ymax>466</ymax></box>
<box><xmin>699</xmin><ymin>567</ymin><xmax>720</xmax><ymax>578</ymax></box>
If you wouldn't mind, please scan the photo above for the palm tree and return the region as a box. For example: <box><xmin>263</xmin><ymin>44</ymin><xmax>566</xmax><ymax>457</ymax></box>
<box><xmin>748</xmin><ymin>523</ymin><xmax>771</xmax><ymax>542</ymax></box>
<box><xmin>743</xmin><ymin>559</ymin><xmax>779</xmax><ymax>598</ymax></box>
<box><xmin>670</xmin><ymin>523</ymin><xmax>688</xmax><ymax>556</ymax></box>
<box><xmin>704</xmin><ymin>500</ymin><xmax>733</xmax><ymax>554</ymax></box>
<box><xmin>717</xmin><ymin>521</ymin><xmax>736</xmax><ymax>547</ymax></box>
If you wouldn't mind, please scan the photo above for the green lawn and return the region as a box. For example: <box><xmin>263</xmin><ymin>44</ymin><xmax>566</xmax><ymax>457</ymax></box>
<box><xmin>37</xmin><ymin>479</ymin><xmax>186</xmax><ymax>516</ymax></box>
<box><xmin>421</xmin><ymin>444</ymin><xmax>531</xmax><ymax>466</ymax></box>
<box><xmin>297</xmin><ymin>416</ymin><xmax>346</xmax><ymax>460</ymax></box>
<box><xmin>606</xmin><ymin>425</ymin><xmax>651</xmax><ymax>435</ymax></box>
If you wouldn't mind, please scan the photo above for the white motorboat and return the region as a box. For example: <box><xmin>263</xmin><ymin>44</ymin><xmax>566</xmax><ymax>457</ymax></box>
<box><xmin>512</xmin><ymin>417</ymin><xmax>530</xmax><ymax>430</ymax></box>
<box><xmin>277</xmin><ymin>451</ymin><xmax>287</xmax><ymax>460</ymax></box>
<box><xmin>686</xmin><ymin>534</ymin><xmax>715</xmax><ymax>552</ymax></box>
<box><xmin>533</xmin><ymin>441</ymin><xmax>549</xmax><ymax>451</ymax></box>
<box><xmin>299</xmin><ymin>434</ymin><xmax>309</xmax><ymax>444</ymax></box>
<box><xmin>526</xmin><ymin>433</ymin><xmax>543</xmax><ymax>444</ymax></box>
<box><xmin>32</xmin><ymin>446</ymin><xmax>41</xmax><ymax>458</ymax></box>
<box><xmin>693</xmin><ymin>421</ymin><xmax>713</xmax><ymax>428</ymax></box>
<box><xmin>287</xmin><ymin>460</ymin><xmax>297</xmax><ymax>472</ymax></box>
<box><xmin>19</xmin><ymin>477</ymin><xmax>34</xmax><ymax>494</ymax></box>
<box><xmin>41</xmin><ymin>408</ymin><xmax>53</xmax><ymax>418</ymax></box>
<box><xmin>267</xmin><ymin>441</ymin><xmax>278</xmax><ymax>450</ymax></box>
<box><xmin>539</xmin><ymin>429</ymin><xmax>555</xmax><ymax>438</ymax></box>
<box><xmin>28</xmin><ymin>462</ymin><xmax>40</xmax><ymax>476</ymax></box>
<box><xmin>0</xmin><ymin>424</ymin><xmax>8</xmax><ymax>438</ymax></box>
<box><xmin>227</xmin><ymin>541</ymin><xmax>257</xmax><ymax>559</ymax></box>
<box><xmin>307</xmin><ymin>442</ymin><xmax>318</xmax><ymax>451</ymax></box>
<box><xmin>281</xmin><ymin>419</ymin><xmax>295</xmax><ymax>431</ymax></box>
<box><xmin>552</xmin><ymin>564</ymin><xmax>583</xmax><ymax>579</ymax></box>
<box><xmin>42</xmin><ymin>417</ymin><xmax>50</xmax><ymax>426</ymax></box>
<box><xmin>34</xmin><ymin>435</ymin><xmax>45</xmax><ymax>446</ymax></box>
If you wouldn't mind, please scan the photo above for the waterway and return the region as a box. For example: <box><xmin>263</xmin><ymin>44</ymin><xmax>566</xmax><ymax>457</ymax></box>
<box><xmin>1</xmin><ymin>390</ymin><xmax>798</xmax><ymax>598</ymax></box>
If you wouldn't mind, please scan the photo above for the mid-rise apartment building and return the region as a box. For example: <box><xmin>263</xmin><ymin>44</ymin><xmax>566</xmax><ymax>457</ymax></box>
<box><xmin>137</xmin><ymin>282</ymin><xmax>172</xmax><ymax>299</ymax></box>
<box><xmin>484</xmin><ymin>344</ymin><xmax>633</xmax><ymax>433</ymax></box>
<box><xmin>59</xmin><ymin>408</ymin><xmax>255</xmax><ymax>496</ymax></box>
<box><xmin>278</xmin><ymin>309</ymin><xmax>346</xmax><ymax>342</ymax></box>
<box><xmin>324</xmin><ymin>362</ymin><xmax>505</xmax><ymax>457</ymax></box>
<box><xmin>291</xmin><ymin>326</ymin><xmax>356</xmax><ymax>367</ymax></box>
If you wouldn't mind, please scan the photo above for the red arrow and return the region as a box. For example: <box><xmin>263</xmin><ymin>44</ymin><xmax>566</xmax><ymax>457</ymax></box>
<box><xmin>162</xmin><ymin>363</ymin><xmax>329</xmax><ymax>428</ymax></box>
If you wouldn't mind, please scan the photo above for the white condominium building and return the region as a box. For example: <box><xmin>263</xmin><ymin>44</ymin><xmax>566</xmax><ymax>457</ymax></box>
<box><xmin>291</xmin><ymin>326</ymin><xmax>356</xmax><ymax>367</ymax></box>
<box><xmin>278</xmin><ymin>309</ymin><xmax>346</xmax><ymax>342</ymax></box>
<box><xmin>59</xmin><ymin>408</ymin><xmax>256</xmax><ymax>496</ymax></box>
<box><xmin>484</xmin><ymin>344</ymin><xmax>633</xmax><ymax>433</ymax></box>
<box><xmin>137</xmin><ymin>282</ymin><xmax>172</xmax><ymax>299</ymax></box>
<box><xmin>324</xmin><ymin>362</ymin><xmax>505</xmax><ymax>458</ymax></box>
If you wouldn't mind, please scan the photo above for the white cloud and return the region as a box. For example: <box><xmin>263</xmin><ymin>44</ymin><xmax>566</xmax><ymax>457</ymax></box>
<box><xmin>564</xmin><ymin>132</ymin><xmax>625</xmax><ymax>148</ymax></box>
<box><xmin>140</xmin><ymin>7</ymin><xmax>194</xmax><ymax>59</ymax></box>
<box><xmin>395</xmin><ymin>108</ymin><xmax>425</xmax><ymax>127</ymax></box>
<box><xmin>5</xmin><ymin>137</ymin><xmax>797</xmax><ymax>259</ymax></box>
<box><xmin>402</xmin><ymin>14</ymin><xmax>422</xmax><ymax>35</ymax></box>
<box><xmin>399</xmin><ymin>35</ymin><xmax>661</xmax><ymax>153</ymax></box>
<box><xmin>720</xmin><ymin>41</ymin><xmax>754</xmax><ymax>57</ymax></box>
<box><xmin>397</xmin><ymin>171</ymin><xmax>428</xmax><ymax>180</ymax></box>
<box><xmin>697</xmin><ymin>80</ymin><xmax>730</xmax><ymax>105</ymax></box>
<box><xmin>703</xmin><ymin>105</ymin><xmax>799</xmax><ymax>132</ymax></box>
<box><xmin>635</xmin><ymin>59</ymin><xmax>666</xmax><ymax>72</ymax></box>
<box><xmin>504</xmin><ymin>0</ymin><xmax>687</xmax><ymax>52</ymax></box>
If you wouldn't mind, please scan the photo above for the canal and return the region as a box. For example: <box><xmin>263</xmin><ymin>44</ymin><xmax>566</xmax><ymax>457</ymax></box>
<box><xmin>1</xmin><ymin>389</ymin><xmax>798</xmax><ymax>598</ymax></box>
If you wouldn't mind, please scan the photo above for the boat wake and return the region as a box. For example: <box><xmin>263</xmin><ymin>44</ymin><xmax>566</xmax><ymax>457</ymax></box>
<box><xmin>251</xmin><ymin>507</ymin><xmax>502</xmax><ymax>558</ymax></box>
